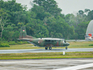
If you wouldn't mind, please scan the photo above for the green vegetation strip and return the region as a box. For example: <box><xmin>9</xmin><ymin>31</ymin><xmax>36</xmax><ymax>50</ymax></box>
<box><xmin>1</xmin><ymin>41</ymin><xmax>93</xmax><ymax>50</ymax></box>
<box><xmin>0</xmin><ymin>52</ymin><xmax>93</xmax><ymax>60</ymax></box>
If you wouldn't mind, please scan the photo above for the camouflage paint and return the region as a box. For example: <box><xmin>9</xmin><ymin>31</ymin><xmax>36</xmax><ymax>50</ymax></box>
<box><xmin>18</xmin><ymin>26</ymin><xmax>69</xmax><ymax>48</ymax></box>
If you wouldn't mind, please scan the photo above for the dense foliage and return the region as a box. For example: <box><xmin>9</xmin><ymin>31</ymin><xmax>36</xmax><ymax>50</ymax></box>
<box><xmin>0</xmin><ymin>0</ymin><xmax>93</xmax><ymax>43</ymax></box>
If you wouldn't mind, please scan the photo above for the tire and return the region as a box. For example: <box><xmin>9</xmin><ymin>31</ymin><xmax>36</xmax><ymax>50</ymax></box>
<box><xmin>45</xmin><ymin>47</ymin><xmax>48</xmax><ymax>50</ymax></box>
<box><xmin>49</xmin><ymin>46</ymin><xmax>52</xmax><ymax>50</ymax></box>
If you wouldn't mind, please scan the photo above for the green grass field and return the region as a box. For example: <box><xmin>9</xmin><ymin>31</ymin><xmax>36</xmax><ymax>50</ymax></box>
<box><xmin>0</xmin><ymin>41</ymin><xmax>93</xmax><ymax>50</ymax></box>
<box><xmin>0</xmin><ymin>52</ymin><xmax>93</xmax><ymax>60</ymax></box>
<box><xmin>0</xmin><ymin>41</ymin><xmax>93</xmax><ymax>59</ymax></box>
<box><xmin>69</xmin><ymin>41</ymin><xmax>93</xmax><ymax>48</ymax></box>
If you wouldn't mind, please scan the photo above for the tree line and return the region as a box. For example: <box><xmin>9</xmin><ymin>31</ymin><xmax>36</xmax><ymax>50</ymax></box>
<box><xmin>0</xmin><ymin>0</ymin><xmax>93</xmax><ymax>42</ymax></box>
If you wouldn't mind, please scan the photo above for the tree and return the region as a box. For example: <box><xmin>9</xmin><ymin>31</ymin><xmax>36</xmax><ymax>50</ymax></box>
<box><xmin>0</xmin><ymin>0</ymin><xmax>91</xmax><ymax>41</ymax></box>
<box><xmin>0</xmin><ymin>0</ymin><xmax>23</xmax><ymax>24</ymax></box>
<box><xmin>84</xmin><ymin>9</ymin><xmax>90</xmax><ymax>15</ymax></box>
<box><xmin>78</xmin><ymin>10</ymin><xmax>84</xmax><ymax>15</ymax></box>
<box><xmin>33</xmin><ymin>0</ymin><xmax>62</xmax><ymax>16</ymax></box>
<box><xmin>75</xmin><ymin>21</ymin><xmax>89</xmax><ymax>39</ymax></box>
<box><xmin>13</xmin><ymin>11</ymin><xmax>28</xmax><ymax>25</ymax></box>
<box><xmin>26</xmin><ymin>22</ymin><xmax>49</xmax><ymax>38</ymax></box>
<box><xmin>0</xmin><ymin>8</ymin><xmax>8</xmax><ymax>38</ymax></box>
<box><xmin>87</xmin><ymin>10</ymin><xmax>93</xmax><ymax>20</ymax></box>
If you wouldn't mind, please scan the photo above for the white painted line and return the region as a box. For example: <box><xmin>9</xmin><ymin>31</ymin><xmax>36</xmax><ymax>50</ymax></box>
<box><xmin>54</xmin><ymin>63</ymin><xmax>93</xmax><ymax>70</ymax></box>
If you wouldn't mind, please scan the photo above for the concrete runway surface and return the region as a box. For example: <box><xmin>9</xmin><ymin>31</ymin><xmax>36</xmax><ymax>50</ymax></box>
<box><xmin>0</xmin><ymin>59</ymin><xmax>93</xmax><ymax>70</ymax></box>
<box><xmin>0</xmin><ymin>48</ymin><xmax>93</xmax><ymax>53</ymax></box>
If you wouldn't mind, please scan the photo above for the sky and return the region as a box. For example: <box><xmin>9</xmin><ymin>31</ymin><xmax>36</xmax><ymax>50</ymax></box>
<box><xmin>4</xmin><ymin>0</ymin><xmax>93</xmax><ymax>14</ymax></box>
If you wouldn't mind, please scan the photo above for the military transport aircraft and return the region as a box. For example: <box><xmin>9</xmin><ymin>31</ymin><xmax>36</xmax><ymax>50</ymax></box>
<box><xmin>18</xmin><ymin>26</ymin><xmax>69</xmax><ymax>50</ymax></box>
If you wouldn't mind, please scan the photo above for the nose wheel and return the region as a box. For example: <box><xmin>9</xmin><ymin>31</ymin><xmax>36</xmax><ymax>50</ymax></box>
<box><xmin>65</xmin><ymin>47</ymin><xmax>68</xmax><ymax>50</ymax></box>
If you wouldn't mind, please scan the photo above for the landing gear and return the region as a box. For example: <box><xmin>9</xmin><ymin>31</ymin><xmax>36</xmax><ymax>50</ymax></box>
<box><xmin>65</xmin><ymin>47</ymin><xmax>68</xmax><ymax>50</ymax></box>
<box><xmin>45</xmin><ymin>47</ymin><xmax>48</xmax><ymax>50</ymax></box>
<box><xmin>45</xmin><ymin>46</ymin><xmax>52</xmax><ymax>50</ymax></box>
<box><xmin>45</xmin><ymin>44</ymin><xmax>53</xmax><ymax>50</ymax></box>
<box><xmin>49</xmin><ymin>46</ymin><xmax>52</xmax><ymax>50</ymax></box>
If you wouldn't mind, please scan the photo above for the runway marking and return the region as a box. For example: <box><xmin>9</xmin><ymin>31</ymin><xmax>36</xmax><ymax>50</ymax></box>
<box><xmin>54</xmin><ymin>63</ymin><xmax>93</xmax><ymax>70</ymax></box>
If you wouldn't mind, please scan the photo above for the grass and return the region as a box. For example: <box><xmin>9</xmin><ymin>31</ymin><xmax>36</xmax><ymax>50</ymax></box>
<box><xmin>0</xmin><ymin>41</ymin><xmax>93</xmax><ymax>50</ymax></box>
<box><xmin>68</xmin><ymin>41</ymin><xmax>93</xmax><ymax>48</ymax></box>
<box><xmin>0</xmin><ymin>44</ymin><xmax>41</xmax><ymax>50</ymax></box>
<box><xmin>0</xmin><ymin>41</ymin><xmax>93</xmax><ymax>60</ymax></box>
<box><xmin>0</xmin><ymin>52</ymin><xmax>93</xmax><ymax>60</ymax></box>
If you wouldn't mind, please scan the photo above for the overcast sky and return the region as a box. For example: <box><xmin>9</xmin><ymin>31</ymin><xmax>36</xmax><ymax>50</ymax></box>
<box><xmin>4</xmin><ymin>0</ymin><xmax>93</xmax><ymax>14</ymax></box>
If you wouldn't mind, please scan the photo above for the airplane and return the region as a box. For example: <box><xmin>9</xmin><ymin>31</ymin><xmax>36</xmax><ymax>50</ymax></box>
<box><xmin>18</xmin><ymin>26</ymin><xmax>70</xmax><ymax>50</ymax></box>
<box><xmin>85</xmin><ymin>20</ymin><xmax>93</xmax><ymax>41</ymax></box>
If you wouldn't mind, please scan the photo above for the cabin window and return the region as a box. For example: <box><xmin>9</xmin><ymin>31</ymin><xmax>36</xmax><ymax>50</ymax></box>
<box><xmin>45</xmin><ymin>40</ymin><xmax>56</xmax><ymax>42</ymax></box>
<box><xmin>51</xmin><ymin>40</ymin><xmax>54</xmax><ymax>42</ymax></box>
<box><xmin>45</xmin><ymin>40</ymin><xmax>50</xmax><ymax>42</ymax></box>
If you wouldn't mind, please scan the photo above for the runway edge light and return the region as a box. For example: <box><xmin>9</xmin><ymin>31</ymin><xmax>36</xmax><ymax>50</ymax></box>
<box><xmin>63</xmin><ymin>51</ymin><xmax>65</xmax><ymax>55</ymax></box>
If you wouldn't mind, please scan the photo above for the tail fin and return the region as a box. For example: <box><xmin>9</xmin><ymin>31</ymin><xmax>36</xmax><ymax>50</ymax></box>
<box><xmin>19</xmin><ymin>26</ymin><xmax>35</xmax><ymax>40</ymax></box>
<box><xmin>19</xmin><ymin>26</ymin><xmax>27</xmax><ymax>38</ymax></box>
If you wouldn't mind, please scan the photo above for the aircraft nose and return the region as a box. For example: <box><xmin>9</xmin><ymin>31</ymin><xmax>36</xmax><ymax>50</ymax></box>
<box><xmin>66</xmin><ymin>43</ymin><xmax>70</xmax><ymax>46</ymax></box>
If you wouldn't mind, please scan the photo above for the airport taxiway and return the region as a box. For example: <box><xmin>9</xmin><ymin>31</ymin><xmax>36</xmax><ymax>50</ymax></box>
<box><xmin>0</xmin><ymin>48</ymin><xmax>93</xmax><ymax>53</ymax></box>
<box><xmin>0</xmin><ymin>59</ymin><xmax>93</xmax><ymax>70</ymax></box>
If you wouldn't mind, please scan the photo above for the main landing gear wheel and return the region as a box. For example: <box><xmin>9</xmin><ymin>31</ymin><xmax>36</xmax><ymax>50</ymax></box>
<box><xmin>49</xmin><ymin>47</ymin><xmax>52</xmax><ymax>50</ymax></box>
<box><xmin>45</xmin><ymin>47</ymin><xmax>48</xmax><ymax>50</ymax></box>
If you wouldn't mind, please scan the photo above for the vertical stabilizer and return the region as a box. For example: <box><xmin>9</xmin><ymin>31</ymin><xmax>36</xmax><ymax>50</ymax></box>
<box><xmin>19</xmin><ymin>26</ymin><xmax>27</xmax><ymax>38</ymax></box>
<box><xmin>19</xmin><ymin>26</ymin><xmax>35</xmax><ymax>40</ymax></box>
<box><xmin>85</xmin><ymin>20</ymin><xmax>93</xmax><ymax>41</ymax></box>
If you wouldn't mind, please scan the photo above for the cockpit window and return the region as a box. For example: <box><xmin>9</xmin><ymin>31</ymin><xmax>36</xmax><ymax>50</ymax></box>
<box><xmin>45</xmin><ymin>40</ymin><xmax>50</xmax><ymax>42</ymax></box>
<box><xmin>63</xmin><ymin>40</ymin><xmax>64</xmax><ymax>43</ymax></box>
<box><xmin>64</xmin><ymin>40</ymin><xmax>66</xmax><ymax>43</ymax></box>
<box><xmin>63</xmin><ymin>40</ymin><xmax>66</xmax><ymax>43</ymax></box>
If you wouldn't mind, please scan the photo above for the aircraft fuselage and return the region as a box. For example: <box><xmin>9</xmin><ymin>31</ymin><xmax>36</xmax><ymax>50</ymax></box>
<box><xmin>19</xmin><ymin>38</ymin><xmax>69</xmax><ymax>50</ymax></box>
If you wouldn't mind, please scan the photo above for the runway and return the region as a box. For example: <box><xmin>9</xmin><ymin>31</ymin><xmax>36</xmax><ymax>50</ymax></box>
<box><xmin>0</xmin><ymin>59</ymin><xmax>93</xmax><ymax>70</ymax></box>
<box><xmin>0</xmin><ymin>48</ymin><xmax>93</xmax><ymax>53</ymax></box>
<box><xmin>0</xmin><ymin>48</ymin><xmax>93</xmax><ymax>70</ymax></box>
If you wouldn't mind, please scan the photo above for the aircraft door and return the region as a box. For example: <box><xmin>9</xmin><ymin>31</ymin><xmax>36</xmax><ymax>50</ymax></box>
<box><xmin>44</xmin><ymin>40</ymin><xmax>51</xmax><ymax>46</ymax></box>
<box><xmin>44</xmin><ymin>40</ymin><xmax>55</xmax><ymax>46</ymax></box>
